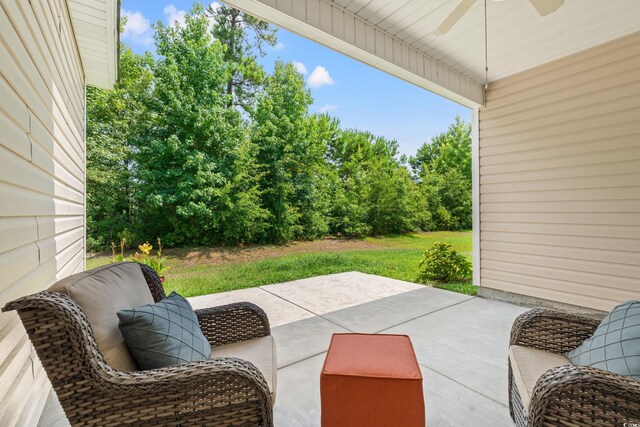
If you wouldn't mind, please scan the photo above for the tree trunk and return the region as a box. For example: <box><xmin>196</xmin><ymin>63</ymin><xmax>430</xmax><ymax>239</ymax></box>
<box><xmin>227</xmin><ymin>79</ymin><xmax>233</xmax><ymax>108</ymax></box>
<box><xmin>226</xmin><ymin>12</ymin><xmax>238</xmax><ymax>108</ymax></box>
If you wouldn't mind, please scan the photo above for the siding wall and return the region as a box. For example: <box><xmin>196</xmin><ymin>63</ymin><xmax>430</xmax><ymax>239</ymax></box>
<box><xmin>0</xmin><ymin>0</ymin><xmax>86</xmax><ymax>424</ymax></box>
<box><xmin>478</xmin><ymin>32</ymin><xmax>640</xmax><ymax>311</ymax></box>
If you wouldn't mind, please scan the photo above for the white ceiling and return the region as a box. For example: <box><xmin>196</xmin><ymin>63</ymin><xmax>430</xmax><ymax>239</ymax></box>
<box><xmin>333</xmin><ymin>0</ymin><xmax>640</xmax><ymax>83</ymax></box>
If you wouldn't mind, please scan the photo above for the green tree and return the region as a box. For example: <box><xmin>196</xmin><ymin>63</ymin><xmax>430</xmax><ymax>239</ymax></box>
<box><xmin>136</xmin><ymin>5</ymin><xmax>266</xmax><ymax>245</ymax></box>
<box><xmin>410</xmin><ymin>116</ymin><xmax>472</xmax><ymax>231</ymax></box>
<box><xmin>218</xmin><ymin>138</ymin><xmax>271</xmax><ymax>244</ymax></box>
<box><xmin>421</xmin><ymin>169</ymin><xmax>472</xmax><ymax>230</ymax></box>
<box><xmin>301</xmin><ymin>113</ymin><xmax>341</xmax><ymax>238</ymax></box>
<box><xmin>209</xmin><ymin>4</ymin><xmax>277</xmax><ymax>109</ymax></box>
<box><xmin>370</xmin><ymin>165</ymin><xmax>426</xmax><ymax>234</ymax></box>
<box><xmin>86</xmin><ymin>46</ymin><xmax>154</xmax><ymax>250</ymax></box>
<box><xmin>252</xmin><ymin>61</ymin><xmax>332</xmax><ymax>242</ymax></box>
<box><xmin>328</xmin><ymin>129</ymin><xmax>424</xmax><ymax>236</ymax></box>
<box><xmin>410</xmin><ymin>115</ymin><xmax>471</xmax><ymax>181</ymax></box>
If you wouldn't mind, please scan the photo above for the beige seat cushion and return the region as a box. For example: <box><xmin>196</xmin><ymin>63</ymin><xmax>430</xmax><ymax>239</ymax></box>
<box><xmin>213</xmin><ymin>335</ymin><xmax>277</xmax><ymax>402</ymax></box>
<box><xmin>49</xmin><ymin>262</ymin><xmax>154</xmax><ymax>371</ymax></box>
<box><xmin>508</xmin><ymin>345</ymin><xmax>571</xmax><ymax>414</ymax></box>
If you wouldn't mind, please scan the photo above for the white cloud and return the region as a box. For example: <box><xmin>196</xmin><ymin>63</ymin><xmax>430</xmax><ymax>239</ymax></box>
<box><xmin>318</xmin><ymin>105</ymin><xmax>338</xmax><ymax>113</ymax></box>
<box><xmin>209</xmin><ymin>2</ymin><xmax>221</xmax><ymax>12</ymax></box>
<box><xmin>293</xmin><ymin>61</ymin><xmax>307</xmax><ymax>75</ymax></box>
<box><xmin>122</xmin><ymin>10</ymin><xmax>153</xmax><ymax>46</ymax></box>
<box><xmin>273</xmin><ymin>42</ymin><xmax>285</xmax><ymax>50</ymax></box>
<box><xmin>164</xmin><ymin>4</ymin><xmax>187</xmax><ymax>28</ymax></box>
<box><xmin>307</xmin><ymin>66</ymin><xmax>334</xmax><ymax>89</ymax></box>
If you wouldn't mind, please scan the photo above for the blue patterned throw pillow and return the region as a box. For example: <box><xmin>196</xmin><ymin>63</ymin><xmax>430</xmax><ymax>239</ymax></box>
<box><xmin>117</xmin><ymin>291</ymin><xmax>211</xmax><ymax>370</ymax></box>
<box><xmin>566</xmin><ymin>300</ymin><xmax>640</xmax><ymax>380</ymax></box>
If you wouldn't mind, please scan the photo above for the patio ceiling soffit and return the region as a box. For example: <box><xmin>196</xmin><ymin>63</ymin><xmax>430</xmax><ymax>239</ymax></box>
<box><xmin>224</xmin><ymin>0</ymin><xmax>485</xmax><ymax>107</ymax></box>
<box><xmin>67</xmin><ymin>0</ymin><xmax>120</xmax><ymax>89</ymax></box>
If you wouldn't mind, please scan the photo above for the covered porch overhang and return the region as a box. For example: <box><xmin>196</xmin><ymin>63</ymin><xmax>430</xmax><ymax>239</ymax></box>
<box><xmin>223</xmin><ymin>0</ymin><xmax>640</xmax><ymax>108</ymax></box>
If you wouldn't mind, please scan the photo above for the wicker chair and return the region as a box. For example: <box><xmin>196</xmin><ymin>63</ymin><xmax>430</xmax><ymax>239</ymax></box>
<box><xmin>2</xmin><ymin>262</ymin><xmax>274</xmax><ymax>426</ymax></box>
<box><xmin>508</xmin><ymin>309</ymin><xmax>640</xmax><ymax>426</ymax></box>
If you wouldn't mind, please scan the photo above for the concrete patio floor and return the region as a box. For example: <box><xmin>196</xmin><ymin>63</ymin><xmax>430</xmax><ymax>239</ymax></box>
<box><xmin>40</xmin><ymin>272</ymin><xmax>528</xmax><ymax>426</ymax></box>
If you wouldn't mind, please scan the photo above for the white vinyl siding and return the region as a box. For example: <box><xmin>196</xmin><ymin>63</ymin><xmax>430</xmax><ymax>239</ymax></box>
<box><xmin>478</xmin><ymin>32</ymin><xmax>640</xmax><ymax>311</ymax></box>
<box><xmin>0</xmin><ymin>0</ymin><xmax>86</xmax><ymax>424</ymax></box>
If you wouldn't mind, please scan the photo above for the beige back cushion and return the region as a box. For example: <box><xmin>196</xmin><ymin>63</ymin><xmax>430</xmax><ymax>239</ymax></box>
<box><xmin>49</xmin><ymin>262</ymin><xmax>155</xmax><ymax>371</ymax></box>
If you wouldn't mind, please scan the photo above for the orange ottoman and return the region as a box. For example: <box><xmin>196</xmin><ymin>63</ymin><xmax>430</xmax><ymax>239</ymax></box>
<box><xmin>320</xmin><ymin>333</ymin><xmax>425</xmax><ymax>427</ymax></box>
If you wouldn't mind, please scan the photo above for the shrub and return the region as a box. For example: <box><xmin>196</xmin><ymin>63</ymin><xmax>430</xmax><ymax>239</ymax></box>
<box><xmin>418</xmin><ymin>242</ymin><xmax>471</xmax><ymax>282</ymax></box>
<box><xmin>86</xmin><ymin>235</ymin><xmax>105</xmax><ymax>253</ymax></box>
<box><xmin>117</xmin><ymin>228</ymin><xmax>137</xmax><ymax>249</ymax></box>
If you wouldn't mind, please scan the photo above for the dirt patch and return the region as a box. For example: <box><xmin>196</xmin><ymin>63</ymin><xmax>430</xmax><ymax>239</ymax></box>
<box><xmin>165</xmin><ymin>237</ymin><xmax>384</xmax><ymax>267</ymax></box>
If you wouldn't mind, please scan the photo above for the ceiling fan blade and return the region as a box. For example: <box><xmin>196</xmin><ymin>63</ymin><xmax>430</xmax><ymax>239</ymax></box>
<box><xmin>434</xmin><ymin>0</ymin><xmax>478</xmax><ymax>36</ymax></box>
<box><xmin>529</xmin><ymin>0</ymin><xmax>564</xmax><ymax>16</ymax></box>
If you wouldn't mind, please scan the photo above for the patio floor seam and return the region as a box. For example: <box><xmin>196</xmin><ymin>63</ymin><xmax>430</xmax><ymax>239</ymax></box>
<box><xmin>278</xmin><ymin>350</ymin><xmax>328</xmax><ymax>370</ymax></box>
<box><xmin>374</xmin><ymin>295</ymin><xmax>476</xmax><ymax>334</ymax></box>
<box><xmin>274</xmin><ymin>293</ymin><xmax>478</xmax><ymax>370</ymax></box>
<box><xmin>420</xmin><ymin>363</ymin><xmax>509</xmax><ymax>408</ymax></box>
<box><xmin>258</xmin><ymin>286</ymin><xmax>356</xmax><ymax>333</ymax></box>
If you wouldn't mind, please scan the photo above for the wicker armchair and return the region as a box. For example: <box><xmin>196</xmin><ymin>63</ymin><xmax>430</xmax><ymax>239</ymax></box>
<box><xmin>2</xmin><ymin>263</ymin><xmax>274</xmax><ymax>426</ymax></box>
<box><xmin>509</xmin><ymin>309</ymin><xmax>640</xmax><ymax>426</ymax></box>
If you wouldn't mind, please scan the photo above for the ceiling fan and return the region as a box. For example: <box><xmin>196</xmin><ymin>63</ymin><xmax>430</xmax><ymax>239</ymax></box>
<box><xmin>434</xmin><ymin>0</ymin><xmax>564</xmax><ymax>36</ymax></box>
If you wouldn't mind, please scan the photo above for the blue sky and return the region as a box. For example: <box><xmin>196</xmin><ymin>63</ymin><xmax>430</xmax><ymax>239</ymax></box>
<box><xmin>121</xmin><ymin>1</ymin><xmax>471</xmax><ymax>157</ymax></box>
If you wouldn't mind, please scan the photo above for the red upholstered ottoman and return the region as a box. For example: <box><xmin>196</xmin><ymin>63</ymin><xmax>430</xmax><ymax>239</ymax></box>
<box><xmin>320</xmin><ymin>333</ymin><xmax>425</xmax><ymax>427</ymax></box>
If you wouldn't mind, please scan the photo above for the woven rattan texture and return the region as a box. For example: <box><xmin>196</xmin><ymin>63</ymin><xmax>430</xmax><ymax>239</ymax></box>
<box><xmin>139</xmin><ymin>263</ymin><xmax>166</xmax><ymax>302</ymax></box>
<box><xmin>509</xmin><ymin>309</ymin><xmax>640</xmax><ymax>426</ymax></box>
<box><xmin>2</xmin><ymin>264</ymin><xmax>273</xmax><ymax>426</ymax></box>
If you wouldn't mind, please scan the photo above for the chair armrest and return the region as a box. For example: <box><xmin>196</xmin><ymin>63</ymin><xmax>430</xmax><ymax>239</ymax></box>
<box><xmin>100</xmin><ymin>356</ymin><xmax>271</xmax><ymax>396</ymax></box>
<box><xmin>95</xmin><ymin>357</ymin><xmax>273</xmax><ymax>425</ymax></box>
<box><xmin>528</xmin><ymin>365</ymin><xmax>640</xmax><ymax>426</ymax></box>
<box><xmin>510</xmin><ymin>309</ymin><xmax>601</xmax><ymax>354</ymax></box>
<box><xmin>196</xmin><ymin>302</ymin><xmax>271</xmax><ymax>347</ymax></box>
<box><xmin>138</xmin><ymin>263</ymin><xmax>166</xmax><ymax>302</ymax></box>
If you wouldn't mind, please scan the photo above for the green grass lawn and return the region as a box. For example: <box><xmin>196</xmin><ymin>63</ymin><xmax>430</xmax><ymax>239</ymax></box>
<box><xmin>87</xmin><ymin>231</ymin><xmax>475</xmax><ymax>297</ymax></box>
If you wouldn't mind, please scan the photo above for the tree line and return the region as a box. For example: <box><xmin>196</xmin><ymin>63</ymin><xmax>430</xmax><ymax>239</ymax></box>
<box><xmin>86</xmin><ymin>4</ymin><xmax>471</xmax><ymax>250</ymax></box>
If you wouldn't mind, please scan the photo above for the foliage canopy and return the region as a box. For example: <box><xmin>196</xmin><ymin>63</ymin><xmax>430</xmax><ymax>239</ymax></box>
<box><xmin>87</xmin><ymin>4</ymin><xmax>472</xmax><ymax>250</ymax></box>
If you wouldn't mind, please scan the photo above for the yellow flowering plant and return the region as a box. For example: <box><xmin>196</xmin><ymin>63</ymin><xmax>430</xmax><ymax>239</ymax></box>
<box><xmin>111</xmin><ymin>238</ymin><xmax>170</xmax><ymax>282</ymax></box>
<box><xmin>138</xmin><ymin>242</ymin><xmax>153</xmax><ymax>255</ymax></box>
